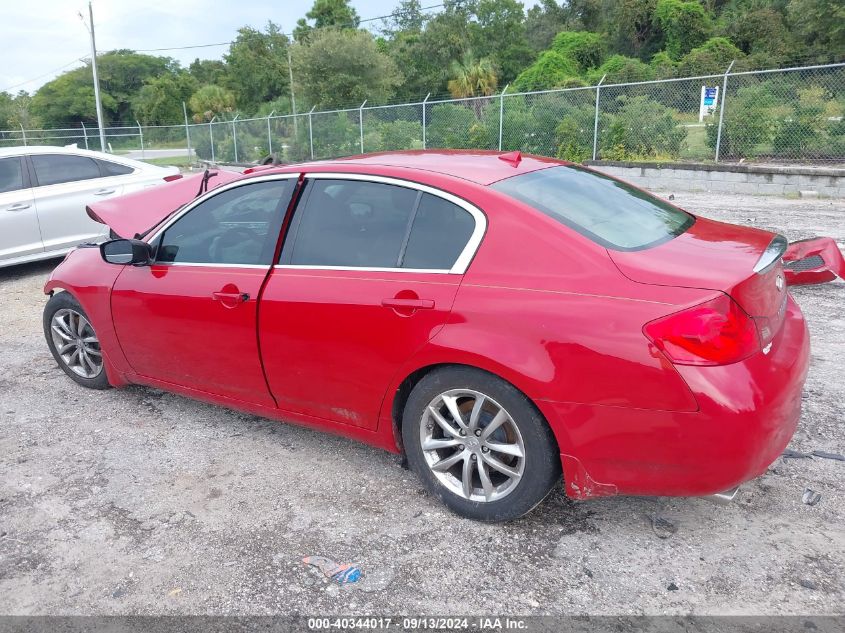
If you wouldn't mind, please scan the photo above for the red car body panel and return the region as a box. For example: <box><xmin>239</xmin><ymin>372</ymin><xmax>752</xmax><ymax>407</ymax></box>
<box><xmin>87</xmin><ymin>170</ymin><xmax>243</xmax><ymax>238</ymax></box>
<box><xmin>783</xmin><ymin>237</ymin><xmax>845</xmax><ymax>285</ymax></box>
<box><xmin>49</xmin><ymin>151</ymin><xmax>812</xmax><ymax>500</ymax></box>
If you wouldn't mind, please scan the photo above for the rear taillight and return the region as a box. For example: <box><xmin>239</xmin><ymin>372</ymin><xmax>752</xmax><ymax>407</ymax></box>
<box><xmin>643</xmin><ymin>294</ymin><xmax>760</xmax><ymax>366</ymax></box>
<box><xmin>163</xmin><ymin>174</ymin><xmax>183</xmax><ymax>182</ymax></box>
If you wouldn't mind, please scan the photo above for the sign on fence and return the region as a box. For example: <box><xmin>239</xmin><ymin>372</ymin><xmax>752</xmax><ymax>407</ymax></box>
<box><xmin>699</xmin><ymin>86</ymin><xmax>719</xmax><ymax>121</ymax></box>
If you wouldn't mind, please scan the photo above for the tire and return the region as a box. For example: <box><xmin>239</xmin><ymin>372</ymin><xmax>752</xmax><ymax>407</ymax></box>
<box><xmin>43</xmin><ymin>292</ymin><xmax>111</xmax><ymax>390</ymax></box>
<box><xmin>402</xmin><ymin>366</ymin><xmax>560</xmax><ymax>522</ymax></box>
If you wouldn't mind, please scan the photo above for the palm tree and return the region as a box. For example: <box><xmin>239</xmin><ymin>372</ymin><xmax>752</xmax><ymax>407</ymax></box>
<box><xmin>447</xmin><ymin>53</ymin><xmax>498</xmax><ymax>118</ymax></box>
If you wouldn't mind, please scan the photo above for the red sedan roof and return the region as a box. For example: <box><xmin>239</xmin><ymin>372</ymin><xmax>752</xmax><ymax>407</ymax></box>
<box><xmin>292</xmin><ymin>150</ymin><xmax>564</xmax><ymax>186</ymax></box>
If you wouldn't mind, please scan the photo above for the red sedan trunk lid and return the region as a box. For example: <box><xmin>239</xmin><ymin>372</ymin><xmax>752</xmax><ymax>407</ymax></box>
<box><xmin>86</xmin><ymin>170</ymin><xmax>243</xmax><ymax>238</ymax></box>
<box><xmin>609</xmin><ymin>216</ymin><xmax>788</xmax><ymax>342</ymax></box>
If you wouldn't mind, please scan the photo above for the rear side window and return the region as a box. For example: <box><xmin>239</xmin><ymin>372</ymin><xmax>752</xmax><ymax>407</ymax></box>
<box><xmin>0</xmin><ymin>157</ymin><xmax>24</xmax><ymax>194</ymax></box>
<box><xmin>97</xmin><ymin>160</ymin><xmax>134</xmax><ymax>176</ymax></box>
<box><xmin>491</xmin><ymin>165</ymin><xmax>693</xmax><ymax>251</ymax></box>
<box><xmin>32</xmin><ymin>154</ymin><xmax>101</xmax><ymax>186</ymax></box>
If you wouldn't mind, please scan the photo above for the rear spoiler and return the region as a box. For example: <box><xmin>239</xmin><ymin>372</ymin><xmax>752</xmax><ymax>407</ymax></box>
<box><xmin>753</xmin><ymin>235</ymin><xmax>788</xmax><ymax>274</ymax></box>
<box><xmin>86</xmin><ymin>169</ymin><xmax>243</xmax><ymax>238</ymax></box>
<box><xmin>783</xmin><ymin>237</ymin><xmax>845</xmax><ymax>286</ymax></box>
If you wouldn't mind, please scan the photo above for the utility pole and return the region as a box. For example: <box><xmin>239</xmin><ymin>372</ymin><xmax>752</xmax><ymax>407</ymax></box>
<box><xmin>80</xmin><ymin>2</ymin><xmax>107</xmax><ymax>153</ymax></box>
<box><xmin>287</xmin><ymin>47</ymin><xmax>298</xmax><ymax>136</ymax></box>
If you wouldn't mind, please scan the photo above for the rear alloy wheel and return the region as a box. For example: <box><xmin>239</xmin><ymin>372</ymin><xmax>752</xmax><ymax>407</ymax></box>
<box><xmin>44</xmin><ymin>292</ymin><xmax>110</xmax><ymax>390</ymax></box>
<box><xmin>403</xmin><ymin>367</ymin><xmax>560</xmax><ymax>522</ymax></box>
<box><xmin>421</xmin><ymin>389</ymin><xmax>525</xmax><ymax>502</ymax></box>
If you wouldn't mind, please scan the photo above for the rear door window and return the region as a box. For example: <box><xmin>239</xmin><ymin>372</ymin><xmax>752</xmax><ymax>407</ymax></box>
<box><xmin>0</xmin><ymin>157</ymin><xmax>25</xmax><ymax>194</ymax></box>
<box><xmin>283</xmin><ymin>179</ymin><xmax>418</xmax><ymax>268</ymax></box>
<box><xmin>32</xmin><ymin>154</ymin><xmax>102</xmax><ymax>186</ymax></box>
<box><xmin>492</xmin><ymin>165</ymin><xmax>693</xmax><ymax>251</ymax></box>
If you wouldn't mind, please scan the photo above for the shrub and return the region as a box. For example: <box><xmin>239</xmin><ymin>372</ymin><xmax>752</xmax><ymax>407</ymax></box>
<box><xmin>705</xmin><ymin>84</ymin><xmax>776</xmax><ymax>158</ymax></box>
<box><xmin>512</xmin><ymin>51</ymin><xmax>580</xmax><ymax>92</ymax></box>
<box><xmin>587</xmin><ymin>55</ymin><xmax>654</xmax><ymax>85</ymax></box>
<box><xmin>601</xmin><ymin>96</ymin><xmax>685</xmax><ymax>159</ymax></box>
<box><xmin>551</xmin><ymin>31</ymin><xmax>605</xmax><ymax>72</ymax></box>
<box><xmin>427</xmin><ymin>103</ymin><xmax>479</xmax><ymax>148</ymax></box>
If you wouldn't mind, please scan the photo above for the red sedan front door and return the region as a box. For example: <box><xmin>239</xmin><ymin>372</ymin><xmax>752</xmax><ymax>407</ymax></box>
<box><xmin>111</xmin><ymin>177</ymin><xmax>297</xmax><ymax>405</ymax></box>
<box><xmin>258</xmin><ymin>175</ymin><xmax>483</xmax><ymax>430</ymax></box>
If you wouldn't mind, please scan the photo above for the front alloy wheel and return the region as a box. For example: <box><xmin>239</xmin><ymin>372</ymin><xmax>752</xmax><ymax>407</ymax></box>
<box><xmin>50</xmin><ymin>308</ymin><xmax>103</xmax><ymax>379</ymax></box>
<box><xmin>43</xmin><ymin>292</ymin><xmax>110</xmax><ymax>390</ymax></box>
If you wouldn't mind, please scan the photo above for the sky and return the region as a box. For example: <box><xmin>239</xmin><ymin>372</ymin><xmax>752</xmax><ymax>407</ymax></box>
<box><xmin>0</xmin><ymin>0</ymin><xmax>405</xmax><ymax>94</ymax></box>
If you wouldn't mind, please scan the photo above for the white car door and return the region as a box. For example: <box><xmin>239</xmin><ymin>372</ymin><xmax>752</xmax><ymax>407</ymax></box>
<box><xmin>29</xmin><ymin>153</ymin><xmax>124</xmax><ymax>252</ymax></box>
<box><xmin>0</xmin><ymin>155</ymin><xmax>42</xmax><ymax>262</ymax></box>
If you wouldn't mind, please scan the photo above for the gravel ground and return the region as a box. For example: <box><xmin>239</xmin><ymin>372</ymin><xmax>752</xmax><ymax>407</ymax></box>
<box><xmin>0</xmin><ymin>191</ymin><xmax>843</xmax><ymax>617</ymax></box>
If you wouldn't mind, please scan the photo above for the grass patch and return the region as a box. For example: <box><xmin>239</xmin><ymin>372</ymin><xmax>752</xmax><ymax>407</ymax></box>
<box><xmin>140</xmin><ymin>155</ymin><xmax>194</xmax><ymax>168</ymax></box>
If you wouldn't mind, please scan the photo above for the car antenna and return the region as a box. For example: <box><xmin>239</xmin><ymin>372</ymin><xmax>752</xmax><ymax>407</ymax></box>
<box><xmin>196</xmin><ymin>169</ymin><xmax>219</xmax><ymax>197</ymax></box>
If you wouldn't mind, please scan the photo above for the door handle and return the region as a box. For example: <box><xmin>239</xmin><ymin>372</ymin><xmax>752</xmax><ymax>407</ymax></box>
<box><xmin>381</xmin><ymin>298</ymin><xmax>435</xmax><ymax>310</ymax></box>
<box><xmin>6</xmin><ymin>203</ymin><xmax>31</xmax><ymax>211</ymax></box>
<box><xmin>213</xmin><ymin>291</ymin><xmax>250</xmax><ymax>303</ymax></box>
<box><xmin>94</xmin><ymin>188</ymin><xmax>116</xmax><ymax>196</ymax></box>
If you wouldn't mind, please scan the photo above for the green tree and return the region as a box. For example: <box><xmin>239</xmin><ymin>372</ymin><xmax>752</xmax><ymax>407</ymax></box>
<box><xmin>512</xmin><ymin>51</ymin><xmax>581</xmax><ymax>91</ymax></box>
<box><xmin>786</xmin><ymin>0</ymin><xmax>845</xmax><ymax>62</ymax></box>
<box><xmin>676</xmin><ymin>36</ymin><xmax>742</xmax><ymax>76</ymax></box>
<box><xmin>525</xmin><ymin>0</ymin><xmax>573</xmax><ymax>53</ymax></box>
<box><xmin>447</xmin><ymin>54</ymin><xmax>499</xmax><ymax>98</ymax></box>
<box><xmin>133</xmin><ymin>73</ymin><xmax>197</xmax><ymax>125</ymax></box>
<box><xmin>291</xmin><ymin>29</ymin><xmax>402</xmax><ymax>108</ymax></box>
<box><xmin>224</xmin><ymin>22</ymin><xmax>291</xmax><ymax>113</ymax></box>
<box><xmin>469</xmin><ymin>0</ymin><xmax>534</xmax><ymax>84</ymax></box>
<box><xmin>552</xmin><ymin>31</ymin><xmax>606</xmax><ymax>71</ymax></box>
<box><xmin>188</xmin><ymin>85</ymin><xmax>236</xmax><ymax>122</ymax></box>
<box><xmin>587</xmin><ymin>54</ymin><xmax>654</xmax><ymax>84</ymax></box>
<box><xmin>31</xmin><ymin>51</ymin><xmax>175</xmax><ymax>127</ymax></box>
<box><xmin>294</xmin><ymin>0</ymin><xmax>360</xmax><ymax>42</ymax></box>
<box><xmin>0</xmin><ymin>92</ymin><xmax>14</xmax><ymax>130</ymax></box>
<box><xmin>654</xmin><ymin>0</ymin><xmax>712</xmax><ymax>60</ymax></box>
<box><xmin>188</xmin><ymin>59</ymin><xmax>228</xmax><ymax>86</ymax></box>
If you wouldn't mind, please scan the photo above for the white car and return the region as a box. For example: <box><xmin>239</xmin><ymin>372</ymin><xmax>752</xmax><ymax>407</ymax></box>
<box><xmin>0</xmin><ymin>145</ymin><xmax>181</xmax><ymax>268</ymax></box>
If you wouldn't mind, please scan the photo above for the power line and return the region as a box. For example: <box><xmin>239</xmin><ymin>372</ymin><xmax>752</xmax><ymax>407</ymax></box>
<box><xmin>1</xmin><ymin>56</ymin><xmax>87</xmax><ymax>93</ymax></box>
<box><xmin>130</xmin><ymin>3</ymin><xmax>445</xmax><ymax>53</ymax></box>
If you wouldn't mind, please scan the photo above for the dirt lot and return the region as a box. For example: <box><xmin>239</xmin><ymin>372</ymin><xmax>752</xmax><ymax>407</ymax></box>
<box><xmin>0</xmin><ymin>191</ymin><xmax>843</xmax><ymax>617</ymax></box>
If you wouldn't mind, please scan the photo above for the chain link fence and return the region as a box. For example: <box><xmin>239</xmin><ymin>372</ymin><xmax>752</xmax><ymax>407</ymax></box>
<box><xmin>2</xmin><ymin>62</ymin><xmax>843</xmax><ymax>165</ymax></box>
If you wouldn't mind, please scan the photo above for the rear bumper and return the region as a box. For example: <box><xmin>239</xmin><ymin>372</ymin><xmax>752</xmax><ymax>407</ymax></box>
<box><xmin>539</xmin><ymin>295</ymin><xmax>810</xmax><ymax>499</ymax></box>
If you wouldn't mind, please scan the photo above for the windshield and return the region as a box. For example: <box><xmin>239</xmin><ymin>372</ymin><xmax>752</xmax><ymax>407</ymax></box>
<box><xmin>491</xmin><ymin>165</ymin><xmax>694</xmax><ymax>251</ymax></box>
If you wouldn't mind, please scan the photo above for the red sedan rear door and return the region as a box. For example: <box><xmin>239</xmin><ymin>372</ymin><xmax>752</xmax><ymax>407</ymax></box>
<box><xmin>258</xmin><ymin>174</ymin><xmax>485</xmax><ymax>430</ymax></box>
<box><xmin>110</xmin><ymin>176</ymin><xmax>297</xmax><ymax>405</ymax></box>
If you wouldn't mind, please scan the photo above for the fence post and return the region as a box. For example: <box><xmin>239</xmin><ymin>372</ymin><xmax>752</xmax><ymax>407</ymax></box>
<box><xmin>20</xmin><ymin>124</ymin><xmax>26</xmax><ymax>146</ymax></box>
<box><xmin>81</xmin><ymin>122</ymin><xmax>89</xmax><ymax>150</ymax></box>
<box><xmin>714</xmin><ymin>60</ymin><xmax>735</xmax><ymax>163</ymax></box>
<box><xmin>308</xmin><ymin>106</ymin><xmax>316</xmax><ymax>160</ymax></box>
<box><xmin>183</xmin><ymin>101</ymin><xmax>192</xmax><ymax>161</ymax></box>
<box><xmin>267</xmin><ymin>110</ymin><xmax>275</xmax><ymax>156</ymax></box>
<box><xmin>209</xmin><ymin>116</ymin><xmax>216</xmax><ymax>164</ymax></box>
<box><xmin>358</xmin><ymin>100</ymin><xmax>367</xmax><ymax>154</ymax></box>
<box><xmin>422</xmin><ymin>93</ymin><xmax>430</xmax><ymax>150</ymax></box>
<box><xmin>592</xmin><ymin>74</ymin><xmax>606</xmax><ymax>161</ymax></box>
<box><xmin>136</xmin><ymin>120</ymin><xmax>144</xmax><ymax>159</ymax></box>
<box><xmin>498</xmin><ymin>84</ymin><xmax>510</xmax><ymax>151</ymax></box>
<box><xmin>232</xmin><ymin>114</ymin><xmax>240</xmax><ymax>163</ymax></box>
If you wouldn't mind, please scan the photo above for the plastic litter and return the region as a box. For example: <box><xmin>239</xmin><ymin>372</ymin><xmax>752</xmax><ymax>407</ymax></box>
<box><xmin>302</xmin><ymin>556</ymin><xmax>362</xmax><ymax>584</ymax></box>
<box><xmin>811</xmin><ymin>450</ymin><xmax>845</xmax><ymax>462</ymax></box>
<box><xmin>782</xmin><ymin>449</ymin><xmax>812</xmax><ymax>459</ymax></box>
<box><xmin>802</xmin><ymin>489</ymin><xmax>822</xmax><ymax>506</ymax></box>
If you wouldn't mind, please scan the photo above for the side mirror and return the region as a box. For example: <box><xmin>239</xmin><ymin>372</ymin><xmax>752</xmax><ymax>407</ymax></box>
<box><xmin>100</xmin><ymin>239</ymin><xmax>152</xmax><ymax>266</ymax></box>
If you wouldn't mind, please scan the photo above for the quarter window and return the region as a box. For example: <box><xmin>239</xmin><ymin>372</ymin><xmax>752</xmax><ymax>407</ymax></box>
<box><xmin>0</xmin><ymin>157</ymin><xmax>24</xmax><ymax>194</ymax></box>
<box><xmin>283</xmin><ymin>179</ymin><xmax>478</xmax><ymax>271</ymax></box>
<box><xmin>402</xmin><ymin>194</ymin><xmax>475</xmax><ymax>270</ymax></box>
<box><xmin>97</xmin><ymin>160</ymin><xmax>134</xmax><ymax>176</ymax></box>
<box><xmin>156</xmin><ymin>180</ymin><xmax>295</xmax><ymax>266</ymax></box>
<box><xmin>31</xmin><ymin>154</ymin><xmax>101</xmax><ymax>186</ymax></box>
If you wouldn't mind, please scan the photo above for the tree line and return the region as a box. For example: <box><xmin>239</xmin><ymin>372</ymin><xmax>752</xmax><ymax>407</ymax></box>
<box><xmin>1</xmin><ymin>0</ymin><xmax>842</xmax><ymax>132</ymax></box>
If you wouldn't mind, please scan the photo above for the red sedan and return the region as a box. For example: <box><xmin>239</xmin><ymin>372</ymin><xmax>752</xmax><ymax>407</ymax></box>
<box><xmin>42</xmin><ymin>151</ymin><xmax>809</xmax><ymax>521</ymax></box>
